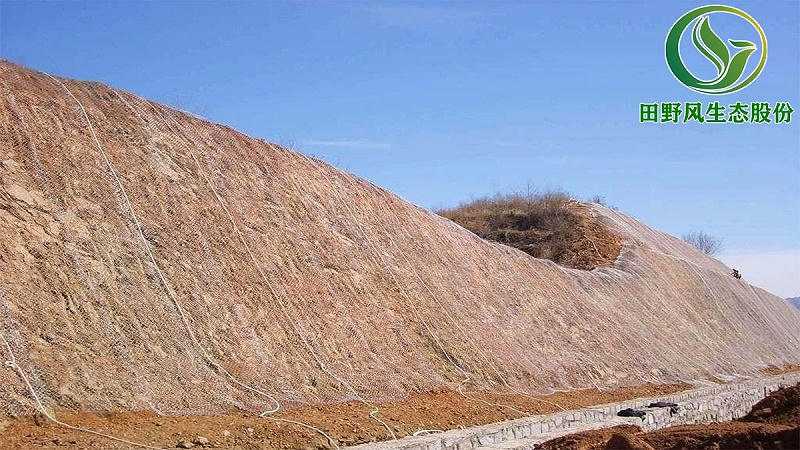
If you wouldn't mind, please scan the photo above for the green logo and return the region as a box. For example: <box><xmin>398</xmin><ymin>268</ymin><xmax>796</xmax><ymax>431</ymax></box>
<box><xmin>665</xmin><ymin>5</ymin><xmax>767</xmax><ymax>95</ymax></box>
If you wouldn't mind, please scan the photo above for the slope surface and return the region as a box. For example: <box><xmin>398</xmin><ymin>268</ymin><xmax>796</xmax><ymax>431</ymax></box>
<box><xmin>1</xmin><ymin>62</ymin><xmax>799</xmax><ymax>419</ymax></box>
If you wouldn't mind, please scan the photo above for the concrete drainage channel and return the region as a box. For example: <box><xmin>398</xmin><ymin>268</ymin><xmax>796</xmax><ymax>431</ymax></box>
<box><xmin>348</xmin><ymin>373</ymin><xmax>800</xmax><ymax>450</ymax></box>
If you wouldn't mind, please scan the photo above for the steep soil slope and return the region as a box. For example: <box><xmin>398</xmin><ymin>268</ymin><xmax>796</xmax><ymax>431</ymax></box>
<box><xmin>1</xmin><ymin>62</ymin><xmax>799</xmax><ymax>421</ymax></box>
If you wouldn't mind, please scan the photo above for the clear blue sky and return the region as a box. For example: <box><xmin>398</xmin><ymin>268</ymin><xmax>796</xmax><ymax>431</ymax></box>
<box><xmin>1</xmin><ymin>1</ymin><xmax>798</xmax><ymax>296</ymax></box>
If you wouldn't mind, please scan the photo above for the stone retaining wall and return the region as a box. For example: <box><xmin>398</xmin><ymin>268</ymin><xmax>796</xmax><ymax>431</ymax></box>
<box><xmin>349</xmin><ymin>373</ymin><xmax>800</xmax><ymax>449</ymax></box>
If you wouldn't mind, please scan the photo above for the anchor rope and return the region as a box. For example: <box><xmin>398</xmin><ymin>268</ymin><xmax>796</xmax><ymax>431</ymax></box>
<box><xmin>292</xmin><ymin>150</ymin><xmax>564</xmax><ymax>415</ymax></box>
<box><xmin>119</xmin><ymin>91</ymin><xmax>390</xmax><ymax>443</ymax></box>
<box><xmin>331</xmin><ymin>167</ymin><xmax>569</xmax><ymax>411</ymax></box>
<box><xmin>109</xmin><ymin>89</ymin><xmax>346</xmax><ymax>446</ymax></box>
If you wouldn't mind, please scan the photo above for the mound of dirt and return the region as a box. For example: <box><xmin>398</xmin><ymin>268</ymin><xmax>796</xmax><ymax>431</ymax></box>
<box><xmin>740</xmin><ymin>382</ymin><xmax>800</xmax><ymax>426</ymax></box>
<box><xmin>643</xmin><ymin>422</ymin><xmax>798</xmax><ymax>450</ymax></box>
<box><xmin>436</xmin><ymin>192</ymin><xmax>622</xmax><ymax>270</ymax></box>
<box><xmin>534</xmin><ymin>425</ymin><xmax>644</xmax><ymax>450</ymax></box>
<box><xmin>604</xmin><ymin>433</ymin><xmax>655</xmax><ymax>450</ymax></box>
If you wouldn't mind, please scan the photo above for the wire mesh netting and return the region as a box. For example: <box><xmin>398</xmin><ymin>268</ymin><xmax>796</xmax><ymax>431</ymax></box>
<box><xmin>1</xmin><ymin>61</ymin><xmax>799</xmax><ymax>436</ymax></box>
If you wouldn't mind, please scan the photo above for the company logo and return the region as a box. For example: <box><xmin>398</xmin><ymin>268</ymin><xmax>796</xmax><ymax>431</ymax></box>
<box><xmin>639</xmin><ymin>5</ymin><xmax>793</xmax><ymax>124</ymax></box>
<box><xmin>665</xmin><ymin>5</ymin><xmax>767</xmax><ymax>95</ymax></box>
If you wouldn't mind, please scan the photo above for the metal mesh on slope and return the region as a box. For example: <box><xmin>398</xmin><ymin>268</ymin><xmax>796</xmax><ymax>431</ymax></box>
<box><xmin>1</xmin><ymin>63</ymin><xmax>799</xmax><ymax>432</ymax></box>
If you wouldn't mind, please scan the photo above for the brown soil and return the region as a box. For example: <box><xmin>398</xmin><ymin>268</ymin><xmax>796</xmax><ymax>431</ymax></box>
<box><xmin>739</xmin><ymin>382</ymin><xmax>800</xmax><ymax>426</ymax></box>
<box><xmin>704</xmin><ymin>376</ymin><xmax>730</xmax><ymax>385</ymax></box>
<box><xmin>642</xmin><ymin>422</ymin><xmax>799</xmax><ymax>450</ymax></box>
<box><xmin>536</xmin><ymin>382</ymin><xmax>800</xmax><ymax>450</ymax></box>
<box><xmin>534</xmin><ymin>425</ymin><xmax>644</xmax><ymax>450</ymax></box>
<box><xmin>604</xmin><ymin>433</ymin><xmax>655</xmax><ymax>450</ymax></box>
<box><xmin>0</xmin><ymin>383</ymin><xmax>690</xmax><ymax>449</ymax></box>
<box><xmin>436</xmin><ymin>193</ymin><xmax>622</xmax><ymax>270</ymax></box>
<box><xmin>538</xmin><ymin>423</ymin><xmax>799</xmax><ymax>450</ymax></box>
<box><xmin>760</xmin><ymin>364</ymin><xmax>800</xmax><ymax>377</ymax></box>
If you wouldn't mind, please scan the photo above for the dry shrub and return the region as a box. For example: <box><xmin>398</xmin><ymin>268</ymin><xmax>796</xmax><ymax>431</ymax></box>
<box><xmin>436</xmin><ymin>190</ymin><xmax>619</xmax><ymax>270</ymax></box>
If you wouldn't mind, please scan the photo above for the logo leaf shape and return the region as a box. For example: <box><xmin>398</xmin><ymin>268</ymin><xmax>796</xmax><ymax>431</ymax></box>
<box><xmin>692</xmin><ymin>15</ymin><xmax>729</xmax><ymax>80</ymax></box>
<box><xmin>689</xmin><ymin>16</ymin><xmax>758</xmax><ymax>91</ymax></box>
<box><xmin>665</xmin><ymin>5</ymin><xmax>768</xmax><ymax>95</ymax></box>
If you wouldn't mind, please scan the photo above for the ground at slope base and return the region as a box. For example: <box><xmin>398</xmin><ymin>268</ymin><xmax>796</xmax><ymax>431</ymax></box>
<box><xmin>537</xmin><ymin>423</ymin><xmax>798</xmax><ymax>450</ymax></box>
<box><xmin>739</xmin><ymin>381</ymin><xmax>800</xmax><ymax>425</ymax></box>
<box><xmin>535</xmin><ymin>382</ymin><xmax>800</xmax><ymax>450</ymax></box>
<box><xmin>0</xmin><ymin>383</ymin><xmax>690</xmax><ymax>449</ymax></box>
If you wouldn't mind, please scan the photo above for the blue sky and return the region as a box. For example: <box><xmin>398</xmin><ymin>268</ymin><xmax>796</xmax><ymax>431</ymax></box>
<box><xmin>1</xmin><ymin>1</ymin><xmax>798</xmax><ymax>296</ymax></box>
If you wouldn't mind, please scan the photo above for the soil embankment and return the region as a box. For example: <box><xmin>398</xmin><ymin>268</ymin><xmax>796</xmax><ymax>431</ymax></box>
<box><xmin>1</xmin><ymin>62</ymin><xmax>799</xmax><ymax>448</ymax></box>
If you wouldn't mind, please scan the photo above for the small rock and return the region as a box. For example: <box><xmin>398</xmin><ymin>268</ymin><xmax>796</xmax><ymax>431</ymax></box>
<box><xmin>176</xmin><ymin>440</ymin><xmax>194</xmax><ymax>449</ymax></box>
<box><xmin>244</xmin><ymin>427</ymin><xmax>254</xmax><ymax>436</ymax></box>
<box><xmin>192</xmin><ymin>436</ymin><xmax>210</xmax><ymax>446</ymax></box>
<box><xmin>222</xmin><ymin>430</ymin><xmax>231</xmax><ymax>437</ymax></box>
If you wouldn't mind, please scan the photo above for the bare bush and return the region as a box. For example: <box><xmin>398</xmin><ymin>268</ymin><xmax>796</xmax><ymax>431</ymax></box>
<box><xmin>682</xmin><ymin>231</ymin><xmax>723</xmax><ymax>256</ymax></box>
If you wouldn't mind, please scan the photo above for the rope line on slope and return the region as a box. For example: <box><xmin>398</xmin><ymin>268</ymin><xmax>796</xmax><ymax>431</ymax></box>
<box><xmin>526</xmin><ymin>237</ymin><xmax>738</xmax><ymax>386</ymax></box>
<box><xmin>45</xmin><ymin>73</ymin><xmax>283</xmax><ymax>411</ymax></box>
<box><xmin>292</xmin><ymin>152</ymin><xmax>476</xmax><ymax>388</ymax></box>
<box><xmin>633</xmin><ymin>254</ymin><xmax>749</xmax><ymax>372</ymax></box>
<box><xmin>434</xmin><ymin>206</ymin><xmax>748</xmax><ymax>383</ymax></box>
<box><xmin>304</xmin><ymin>162</ymin><xmax>552</xmax><ymax>408</ymax></box>
<box><xmin>0</xmin><ymin>80</ymin><xmax>167</xmax><ymax>422</ymax></box>
<box><xmin>108</xmin><ymin>89</ymin><xmax>344</xmax><ymax>447</ymax></box>
<box><xmin>741</xmin><ymin>283</ymin><xmax>800</xmax><ymax>355</ymax></box>
<box><xmin>593</xmin><ymin>209</ymin><xmax>793</xmax><ymax>376</ymax></box>
<box><xmin>627</xmin><ymin>258</ymin><xmax>745</xmax><ymax>376</ymax></box>
<box><xmin>422</xmin><ymin>206</ymin><xmax>617</xmax><ymax>397</ymax></box>
<box><xmin>252</xmin><ymin>140</ymin><xmax>519</xmax><ymax>423</ymax></box>
<box><xmin>0</xmin><ymin>74</ymin><xmax>180</xmax><ymax>450</ymax></box>
<box><xmin>291</xmin><ymin>150</ymin><xmax>559</xmax><ymax>417</ymax></box>
<box><xmin>162</xmin><ymin>110</ymin><xmax>395</xmax><ymax>440</ymax></box>
<box><xmin>125</xmin><ymin>92</ymin><xmax>391</xmax><ymax>443</ymax></box>
<box><xmin>381</xmin><ymin>226</ymin><xmax>569</xmax><ymax>412</ymax></box>
<box><xmin>9</xmin><ymin>73</ymin><xmax>288</xmax><ymax>450</ymax></box>
<box><xmin>356</xmin><ymin>178</ymin><xmax>570</xmax><ymax>411</ymax></box>
<box><xmin>1</xmin><ymin>331</ymin><xmax>166</xmax><ymax>450</ymax></box>
<box><xmin>643</xmin><ymin>245</ymin><xmax>770</xmax><ymax>364</ymax></box>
